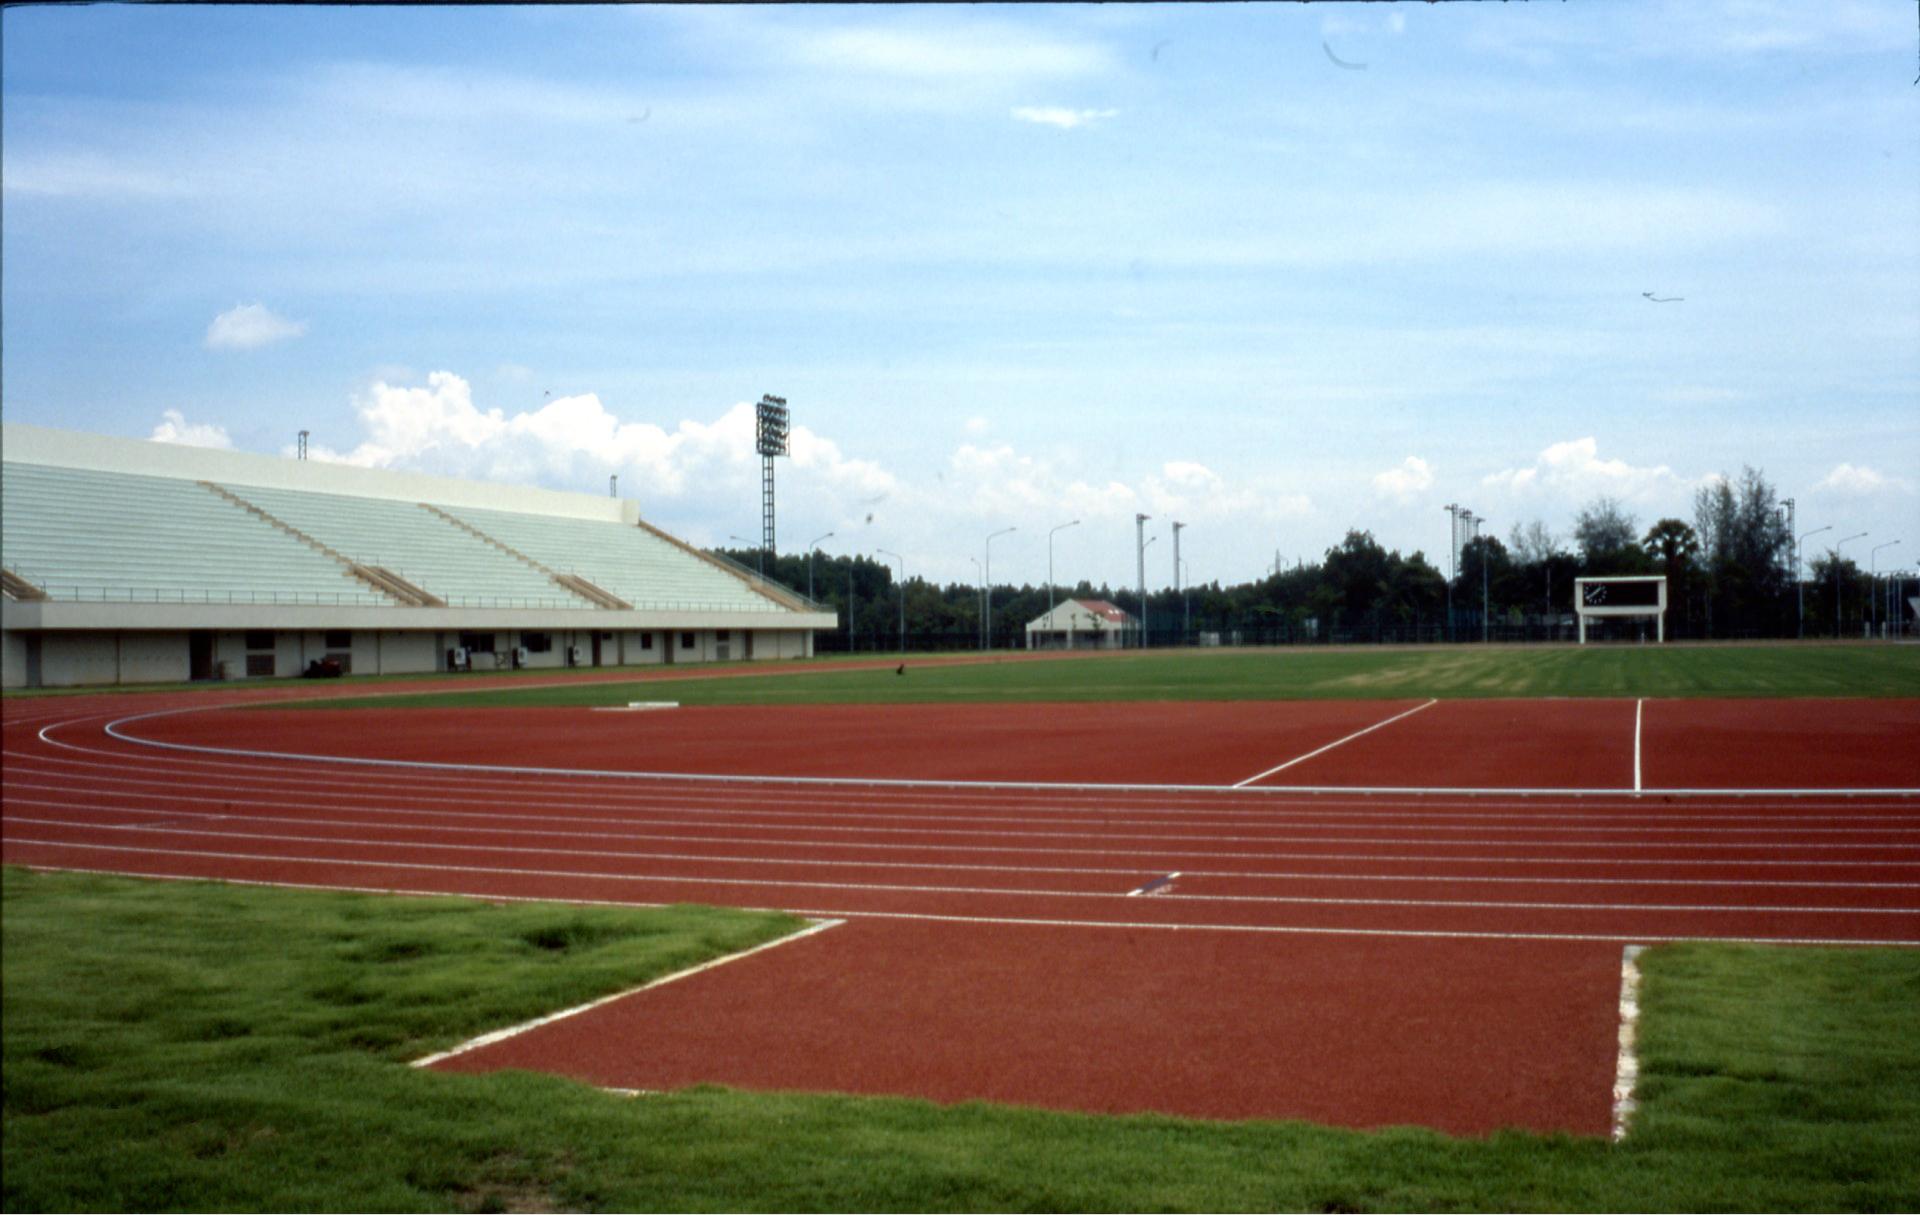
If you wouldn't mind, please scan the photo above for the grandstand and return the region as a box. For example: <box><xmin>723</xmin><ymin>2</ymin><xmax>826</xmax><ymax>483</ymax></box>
<box><xmin>1</xmin><ymin>423</ymin><xmax>835</xmax><ymax>688</ymax></box>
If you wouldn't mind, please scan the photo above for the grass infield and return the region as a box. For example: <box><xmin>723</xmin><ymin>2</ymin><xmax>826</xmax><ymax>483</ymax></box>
<box><xmin>5</xmin><ymin>868</ymin><xmax>1917</xmax><ymax>1212</ymax></box>
<box><xmin>308</xmin><ymin>642</ymin><xmax>1920</xmax><ymax>710</ymax></box>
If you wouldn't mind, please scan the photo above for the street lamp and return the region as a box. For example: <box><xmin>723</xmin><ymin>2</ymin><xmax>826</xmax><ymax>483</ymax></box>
<box><xmin>1135</xmin><ymin>514</ymin><xmax>1151</xmax><ymax>649</ymax></box>
<box><xmin>728</xmin><ymin>534</ymin><xmax>763</xmax><ymax>577</ymax></box>
<box><xmin>983</xmin><ymin>527</ymin><xmax>1016</xmax><ymax>651</ymax></box>
<box><xmin>1047</xmin><ymin>519</ymin><xmax>1081</xmax><ymax>636</ymax></box>
<box><xmin>1443</xmin><ymin>504</ymin><xmax>1463</xmax><ymax>642</ymax></box>
<box><xmin>876</xmin><ymin>548</ymin><xmax>905</xmax><ymax>654</ymax></box>
<box><xmin>807</xmin><ymin>531</ymin><xmax>835</xmax><ymax>603</ymax></box>
<box><xmin>1870</xmin><ymin>540</ymin><xmax>1901</xmax><ymax>639</ymax></box>
<box><xmin>1172</xmin><ymin>522</ymin><xmax>1186</xmax><ymax>646</ymax></box>
<box><xmin>1796</xmin><ymin>524</ymin><xmax>1831</xmax><ymax>639</ymax></box>
<box><xmin>969</xmin><ymin>556</ymin><xmax>984</xmax><ymax>649</ymax></box>
<box><xmin>1834</xmin><ymin>531</ymin><xmax>1867</xmax><ymax>639</ymax></box>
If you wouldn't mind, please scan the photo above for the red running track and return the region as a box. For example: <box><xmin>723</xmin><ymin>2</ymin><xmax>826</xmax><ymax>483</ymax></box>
<box><xmin>4</xmin><ymin>690</ymin><xmax>1916</xmax><ymax>1136</ymax></box>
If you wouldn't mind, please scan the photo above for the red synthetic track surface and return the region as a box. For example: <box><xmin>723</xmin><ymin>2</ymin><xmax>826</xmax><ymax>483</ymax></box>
<box><xmin>5</xmin><ymin>683</ymin><xmax>1917</xmax><ymax>1137</ymax></box>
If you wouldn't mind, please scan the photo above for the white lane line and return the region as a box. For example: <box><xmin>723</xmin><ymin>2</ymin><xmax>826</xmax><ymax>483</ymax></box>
<box><xmin>18</xmin><ymin>863</ymin><xmax>1920</xmax><ymax>948</ymax></box>
<box><xmin>1232</xmin><ymin>699</ymin><xmax>1440</xmax><ymax>789</ymax></box>
<box><xmin>100</xmin><ymin>704</ymin><xmax>1920</xmax><ymax>798</ymax></box>
<box><xmin>18</xmin><ymin>808</ymin><xmax>1913</xmax><ymax>889</ymax></box>
<box><xmin>1613</xmin><ymin>944</ymin><xmax>1646</xmax><ymax>1141</ymax></box>
<box><xmin>9</xmin><ymin>836</ymin><xmax>1916</xmax><ymax>915</ymax></box>
<box><xmin>1635</xmin><ymin>699</ymin><xmax>1645</xmax><ymax>794</ymax></box>
<box><xmin>411</xmin><ymin>917</ymin><xmax>842</xmax><ymax>1069</ymax></box>
<box><xmin>10</xmin><ymin>793</ymin><xmax>1915</xmax><ymax>851</ymax></box>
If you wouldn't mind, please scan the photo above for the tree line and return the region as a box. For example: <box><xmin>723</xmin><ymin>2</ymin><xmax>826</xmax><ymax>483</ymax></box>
<box><xmin>716</xmin><ymin>468</ymin><xmax>1901</xmax><ymax>651</ymax></box>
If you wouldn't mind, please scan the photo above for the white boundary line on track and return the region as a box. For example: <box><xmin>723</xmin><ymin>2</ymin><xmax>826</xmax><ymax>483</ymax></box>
<box><xmin>410</xmin><ymin>916</ymin><xmax>844</xmax><ymax>1069</ymax></box>
<box><xmin>14</xmin><ymin>864</ymin><xmax>1916</xmax><ymax>948</ymax></box>
<box><xmin>10</xmin><ymin>835</ymin><xmax>1918</xmax><ymax>917</ymax></box>
<box><xmin>84</xmin><ymin>707</ymin><xmax>1920</xmax><ymax>799</ymax></box>
<box><xmin>1231</xmin><ymin>699</ymin><xmax>1439</xmax><ymax>788</ymax></box>
<box><xmin>1634</xmin><ymin>700</ymin><xmax>1645</xmax><ymax>794</ymax></box>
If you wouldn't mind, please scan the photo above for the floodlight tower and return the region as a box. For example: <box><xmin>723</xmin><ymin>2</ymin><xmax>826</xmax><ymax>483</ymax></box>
<box><xmin>1136</xmin><ymin>514</ymin><xmax>1151</xmax><ymax>649</ymax></box>
<box><xmin>1172</xmin><ymin>522</ymin><xmax>1186</xmax><ymax>646</ymax></box>
<box><xmin>755</xmin><ymin>394</ymin><xmax>790</xmax><ymax>555</ymax></box>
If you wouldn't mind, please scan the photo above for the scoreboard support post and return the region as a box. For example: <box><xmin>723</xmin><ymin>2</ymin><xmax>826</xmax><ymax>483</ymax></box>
<box><xmin>1575</xmin><ymin>576</ymin><xmax>1668</xmax><ymax>644</ymax></box>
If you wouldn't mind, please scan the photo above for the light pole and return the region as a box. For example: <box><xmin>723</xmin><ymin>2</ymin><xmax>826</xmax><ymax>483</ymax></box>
<box><xmin>729</xmin><ymin>534</ymin><xmax>763</xmax><ymax>577</ymax></box>
<box><xmin>1467</xmin><ymin>511</ymin><xmax>1489</xmax><ymax>643</ymax></box>
<box><xmin>984</xmin><ymin>527</ymin><xmax>1015</xmax><ymax>651</ymax></box>
<box><xmin>807</xmin><ymin>532</ymin><xmax>835</xmax><ymax>602</ymax></box>
<box><xmin>1171</xmin><ymin>522</ymin><xmax>1186</xmax><ymax>646</ymax></box>
<box><xmin>1870</xmin><ymin>540</ymin><xmax>1901</xmax><ymax>638</ymax></box>
<box><xmin>1047</xmin><ymin>519</ymin><xmax>1080</xmax><ymax>638</ymax></box>
<box><xmin>877</xmin><ymin>548</ymin><xmax>905</xmax><ymax>654</ymax></box>
<box><xmin>1796</xmin><ymin>524</ymin><xmax>1831</xmax><ymax>639</ymax></box>
<box><xmin>1135</xmin><ymin>514</ymin><xmax>1151</xmax><ymax>649</ymax></box>
<box><xmin>1180</xmin><ymin>558</ymin><xmax>1191</xmax><ymax>637</ymax></box>
<box><xmin>969</xmin><ymin>557</ymin><xmax>984</xmax><ymax>649</ymax></box>
<box><xmin>1834</xmin><ymin>531</ymin><xmax>1867</xmax><ymax>639</ymax></box>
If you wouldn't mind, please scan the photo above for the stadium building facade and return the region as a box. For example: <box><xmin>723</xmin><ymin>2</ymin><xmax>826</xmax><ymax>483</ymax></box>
<box><xmin>1</xmin><ymin>424</ymin><xmax>836</xmax><ymax>688</ymax></box>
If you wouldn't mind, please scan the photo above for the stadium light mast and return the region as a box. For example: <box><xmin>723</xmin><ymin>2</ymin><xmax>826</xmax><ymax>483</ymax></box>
<box><xmin>754</xmin><ymin>394</ymin><xmax>790</xmax><ymax>555</ymax></box>
<box><xmin>969</xmin><ymin>557</ymin><xmax>984</xmax><ymax>649</ymax></box>
<box><xmin>1871</xmin><ymin>540</ymin><xmax>1902</xmax><ymax>638</ymax></box>
<box><xmin>807</xmin><ymin>532</ymin><xmax>835</xmax><ymax>604</ymax></box>
<box><xmin>297</xmin><ymin>430</ymin><xmax>309</xmax><ymax>461</ymax></box>
<box><xmin>877</xmin><ymin>548</ymin><xmax>906</xmax><ymax>654</ymax></box>
<box><xmin>1796</xmin><ymin>524</ymin><xmax>1831</xmax><ymax>639</ymax></box>
<box><xmin>1136</xmin><ymin>514</ymin><xmax>1151</xmax><ymax>649</ymax></box>
<box><xmin>1834</xmin><ymin>532</ymin><xmax>1867</xmax><ymax>639</ymax></box>
<box><xmin>1047</xmin><ymin>519</ymin><xmax>1080</xmax><ymax>631</ymax></box>
<box><xmin>1172</xmin><ymin>522</ymin><xmax>1186</xmax><ymax>647</ymax></box>
<box><xmin>1443</xmin><ymin>504</ymin><xmax>1461</xmax><ymax>642</ymax></box>
<box><xmin>984</xmin><ymin>527</ymin><xmax>1016</xmax><ymax>651</ymax></box>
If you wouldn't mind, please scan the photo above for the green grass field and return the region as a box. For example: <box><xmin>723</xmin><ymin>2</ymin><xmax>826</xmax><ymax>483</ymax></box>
<box><xmin>308</xmin><ymin>642</ymin><xmax>1920</xmax><ymax>711</ymax></box>
<box><xmin>6</xmin><ymin>868</ymin><xmax>1917</xmax><ymax>1213</ymax></box>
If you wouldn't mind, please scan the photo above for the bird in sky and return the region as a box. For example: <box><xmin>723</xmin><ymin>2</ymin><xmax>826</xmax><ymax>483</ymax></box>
<box><xmin>1642</xmin><ymin>292</ymin><xmax>1684</xmax><ymax>303</ymax></box>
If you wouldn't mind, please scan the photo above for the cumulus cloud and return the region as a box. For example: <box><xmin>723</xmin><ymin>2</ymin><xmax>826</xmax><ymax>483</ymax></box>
<box><xmin>149</xmin><ymin>409</ymin><xmax>234</xmax><ymax>450</ymax></box>
<box><xmin>1816</xmin><ymin>463</ymin><xmax>1911</xmax><ymax>495</ymax></box>
<box><xmin>205</xmin><ymin>303</ymin><xmax>307</xmax><ymax>351</ymax></box>
<box><xmin>1371</xmin><ymin>456</ymin><xmax>1435</xmax><ymax>501</ymax></box>
<box><xmin>1011</xmin><ymin>106</ymin><xmax>1118</xmax><ymax>130</ymax></box>
<box><xmin>1481</xmin><ymin>437</ymin><xmax>1682</xmax><ymax>502</ymax></box>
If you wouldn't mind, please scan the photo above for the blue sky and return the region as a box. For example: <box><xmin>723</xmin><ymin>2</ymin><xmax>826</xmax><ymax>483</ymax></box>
<box><xmin>4</xmin><ymin>2</ymin><xmax>1916</xmax><ymax>589</ymax></box>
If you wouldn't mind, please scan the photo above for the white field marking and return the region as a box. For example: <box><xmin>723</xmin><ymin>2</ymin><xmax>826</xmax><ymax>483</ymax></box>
<box><xmin>18</xmin><ymin>806</ymin><xmax>1914</xmax><ymax>890</ymax></box>
<box><xmin>8</xmin><ymin>796</ymin><xmax>1919</xmax><ymax>872</ymax></box>
<box><xmin>9</xmin><ymin>835</ymin><xmax>1916</xmax><ymax>917</ymax></box>
<box><xmin>94</xmin><ymin>707</ymin><xmax>1920</xmax><ymax>799</ymax></box>
<box><xmin>17</xmin><ymin>761</ymin><xmax>1920</xmax><ymax>840</ymax></box>
<box><xmin>589</xmin><ymin>701</ymin><xmax>681</xmax><ymax>712</ymax></box>
<box><xmin>9</xmin><ymin>786</ymin><xmax>1915</xmax><ymax>853</ymax></box>
<box><xmin>26</xmin><ymin>724</ymin><xmax>1920</xmax><ymax>811</ymax></box>
<box><xmin>18</xmin><ymin>862</ymin><xmax>1918</xmax><ymax>949</ymax></box>
<box><xmin>1634</xmin><ymin>700</ymin><xmax>1645</xmax><ymax>795</ymax></box>
<box><xmin>17</xmin><ymin>812</ymin><xmax>1920</xmax><ymax>897</ymax></box>
<box><xmin>410</xmin><ymin>917</ymin><xmax>843</xmax><ymax>1069</ymax></box>
<box><xmin>12</xmin><ymin>776</ymin><xmax>1916</xmax><ymax>841</ymax></box>
<box><xmin>1232</xmin><ymin>699</ymin><xmax>1440</xmax><ymax>788</ymax></box>
<box><xmin>1613</xmin><ymin>944</ymin><xmax>1646</xmax><ymax>1141</ymax></box>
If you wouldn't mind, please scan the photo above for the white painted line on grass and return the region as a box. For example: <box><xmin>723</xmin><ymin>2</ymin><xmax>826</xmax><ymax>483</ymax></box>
<box><xmin>1232</xmin><ymin>699</ymin><xmax>1440</xmax><ymax>789</ymax></box>
<box><xmin>1613</xmin><ymin>944</ymin><xmax>1646</xmax><ymax>1141</ymax></box>
<box><xmin>410</xmin><ymin>916</ymin><xmax>843</xmax><ymax>1069</ymax></box>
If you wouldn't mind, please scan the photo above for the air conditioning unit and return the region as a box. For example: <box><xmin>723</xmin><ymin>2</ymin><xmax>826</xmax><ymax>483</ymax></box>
<box><xmin>514</xmin><ymin>645</ymin><xmax>530</xmax><ymax>668</ymax></box>
<box><xmin>568</xmin><ymin>646</ymin><xmax>585</xmax><ymax>666</ymax></box>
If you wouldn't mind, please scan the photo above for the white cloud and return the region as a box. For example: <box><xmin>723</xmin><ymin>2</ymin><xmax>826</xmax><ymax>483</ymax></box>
<box><xmin>798</xmin><ymin>24</ymin><xmax>1110</xmax><ymax>80</ymax></box>
<box><xmin>963</xmin><ymin>416</ymin><xmax>991</xmax><ymax>435</ymax></box>
<box><xmin>1816</xmin><ymin>463</ymin><xmax>1911</xmax><ymax>495</ymax></box>
<box><xmin>149</xmin><ymin>409</ymin><xmax>233</xmax><ymax>450</ymax></box>
<box><xmin>1371</xmin><ymin>456</ymin><xmax>1435</xmax><ymax>501</ymax></box>
<box><xmin>205</xmin><ymin>303</ymin><xmax>307</xmax><ymax>351</ymax></box>
<box><xmin>1011</xmin><ymin>106</ymin><xmax>1119</xmax><ymax>130</ymax></box>
<box><xmin>1482</xmin><ymin>437</ymin><xmax>1684</xmax><ymax>502</ymax></box>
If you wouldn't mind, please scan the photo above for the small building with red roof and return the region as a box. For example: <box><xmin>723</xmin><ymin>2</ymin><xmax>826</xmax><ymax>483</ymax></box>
<box><xmin>1024</xmin><ymin>597</ymin><xmax>1138</xmax><ymax>650</ymax></box>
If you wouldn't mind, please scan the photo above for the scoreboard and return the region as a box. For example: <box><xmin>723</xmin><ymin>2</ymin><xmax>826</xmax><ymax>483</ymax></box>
<box><xmin>1574</xmin><ymin>576</ymin><xmax>1667</xmax><ymax>643</ymax></box>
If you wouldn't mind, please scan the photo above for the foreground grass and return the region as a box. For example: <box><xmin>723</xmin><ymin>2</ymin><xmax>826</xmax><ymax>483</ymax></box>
<box><xmin>6</xmin><ymin>869</ymin><xmax>1918</xmax><ymax>1212</ymax></box>
<box><xmin>311</xmin><ymin>642</ymin><xmax>1920</xmax><ymax>710</ymax></box>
